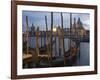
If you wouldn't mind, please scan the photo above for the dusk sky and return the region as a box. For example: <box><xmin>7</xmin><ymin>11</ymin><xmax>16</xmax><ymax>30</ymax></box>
<box><xmin>22</xmin><ymin>10</ymin><xmax>90</xmax><ymax>32</ymax></box>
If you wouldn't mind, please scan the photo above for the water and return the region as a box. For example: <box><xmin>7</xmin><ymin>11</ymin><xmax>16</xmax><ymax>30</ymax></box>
<box><xmin>28</xmin><ymin>37</ymin><xmax>90</xmax><ymax>66</ymax></box>
<box><xmin>28</xmin><ymin>37</ymin><xmax>70</xmax><ymax>57</ymax></box>
<box><xmin>76</xmin><ymin>42</ymin><xmax>90</xmax><ymax>66</ymax></box>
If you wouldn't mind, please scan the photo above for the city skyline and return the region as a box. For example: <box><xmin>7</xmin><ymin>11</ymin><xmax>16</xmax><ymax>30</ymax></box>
<box><xmin>22</xmin><ymin>11</ymin><xmax>90</xmax><ymax>32</ymax></box>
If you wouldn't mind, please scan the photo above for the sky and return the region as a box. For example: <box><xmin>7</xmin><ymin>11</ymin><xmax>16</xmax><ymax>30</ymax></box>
<box><xmin>22</xmin><ymin>10</ymin><xmax>90</xmax><ymax>32</ymax></box>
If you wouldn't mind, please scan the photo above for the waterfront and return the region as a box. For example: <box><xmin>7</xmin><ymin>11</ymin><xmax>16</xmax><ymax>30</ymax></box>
<box><xmin>22</xmin><ymin>11</ymin><xmax>90</xmax><ymax>68</ymax></box>
<box><xmin>27</xmin><ymin>37</ymin><xmax>89</xmax><ymax>66</ymax></box>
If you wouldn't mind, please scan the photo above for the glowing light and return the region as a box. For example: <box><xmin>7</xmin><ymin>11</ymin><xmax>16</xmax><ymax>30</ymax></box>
<box><xmin>53</xmin><ymin>27</ymin><xmax>57</xmax><ymax>32</ymax></box>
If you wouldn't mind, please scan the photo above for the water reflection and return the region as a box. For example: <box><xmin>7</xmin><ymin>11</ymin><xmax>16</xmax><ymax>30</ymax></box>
<box><xmin>28</xmin><ymin>37</ymin><xmax>89</xmax><ymax>66</ymax></box>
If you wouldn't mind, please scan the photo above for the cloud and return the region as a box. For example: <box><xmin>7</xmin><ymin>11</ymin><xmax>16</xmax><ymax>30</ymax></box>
<box><xmin>22</xmin><ymin>11</ymin><xmax>90</xmax><ymax>31</ymax></box>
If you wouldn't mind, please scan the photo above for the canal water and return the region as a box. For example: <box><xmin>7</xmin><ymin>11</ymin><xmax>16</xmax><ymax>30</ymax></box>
<box><xmin>28</xmin><ymin>37</ymin><xmax>90</xmax><ymax>66</ymax></box>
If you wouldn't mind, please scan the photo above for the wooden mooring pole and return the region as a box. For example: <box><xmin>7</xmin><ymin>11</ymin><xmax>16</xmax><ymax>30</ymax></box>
<box><xmin>61</xmin><ymin>13</ymin><xmax>66</xmax><ymax>65</ymax></box>
<box><xmin>26</xmin><ymin>16</ymin><xmax>29</xmax><ymax>55</ymax></box>
<box><xmin>45</xmin><ymin>15</ymin><xmax>51</xmax><ymax>64</ymax></box>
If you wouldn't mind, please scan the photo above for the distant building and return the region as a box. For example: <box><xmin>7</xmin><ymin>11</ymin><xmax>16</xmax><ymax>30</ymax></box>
<box><xmin>30</xmin><ymin>23</ymin><xmax>35</xmax><ymax>36</ymax></box>
<box><xmin>71</xmin><ymin>17</ymin><xmax>86</xmax><ymax>37</ymax></box>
